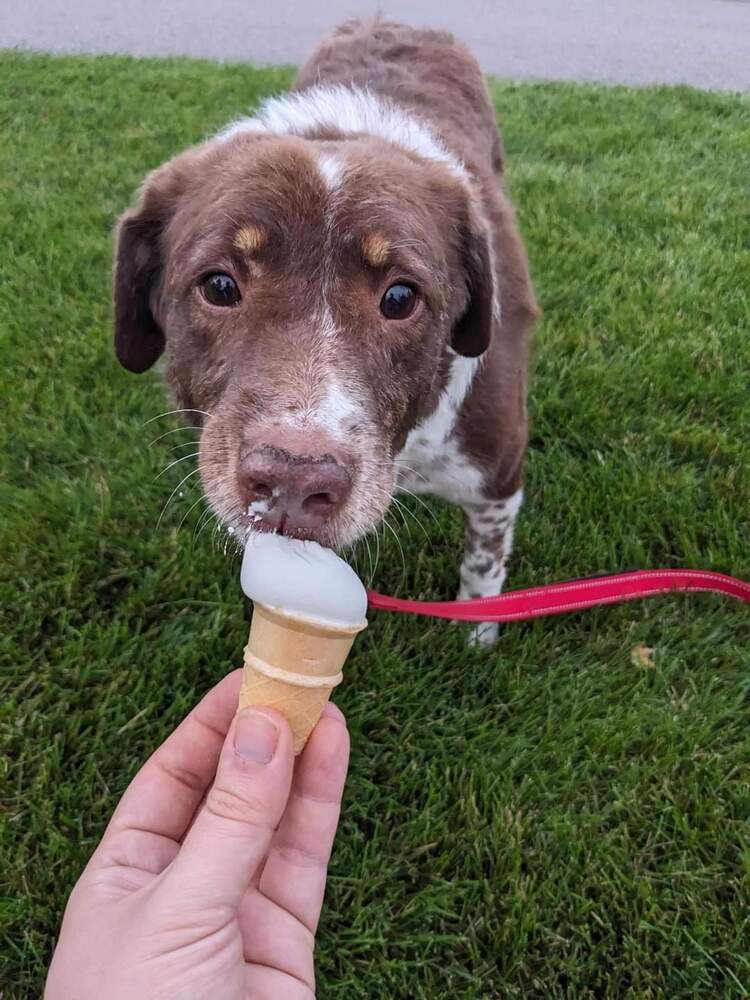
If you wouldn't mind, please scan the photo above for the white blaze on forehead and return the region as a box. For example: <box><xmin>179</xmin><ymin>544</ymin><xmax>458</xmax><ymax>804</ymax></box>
<box><xmin>276</xmin><ymin>307</ymin><xmax>366</xmax><ymax>434</ymax></box>
<box><xmin>216</xmin><ymin>83</ymin><xmax>469</xmax><ymax>183</ymax></box>
<box><xmin>318</xmin><ymin>151</ymin><xmax>344</xmax><ymax>192</ymax></box>
<box><xmin>318</xmin><ymin>303</ymin><xmax>337</xmax><ymax>338</ymax></box>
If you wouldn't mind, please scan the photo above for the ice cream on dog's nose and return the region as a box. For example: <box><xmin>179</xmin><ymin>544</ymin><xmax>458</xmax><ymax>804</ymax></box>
<box><xmin>239</xmin><ymin>532</ymin><xmax>367</xmax><ymax>753</ymax></box>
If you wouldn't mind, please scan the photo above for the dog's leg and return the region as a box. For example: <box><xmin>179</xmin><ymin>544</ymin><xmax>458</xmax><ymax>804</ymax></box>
<box><xmin>458</xmin><ymin>488</ymin><xmax>523</xmax><ymax>646</ymax></box>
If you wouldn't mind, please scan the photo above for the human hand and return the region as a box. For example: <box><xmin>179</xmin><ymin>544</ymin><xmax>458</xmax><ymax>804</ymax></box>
<box><xmin>45</xmin><ymin>670</ymin><xmax>350</xmax><ymax>999</ymax></box>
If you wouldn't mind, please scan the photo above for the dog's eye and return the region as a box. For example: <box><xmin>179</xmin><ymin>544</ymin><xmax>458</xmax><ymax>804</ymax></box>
<box><xmin>380</xmin><ymin>283</ymin><xmax>417</xmax><ymax>320</ymax></box>
<box><xmin>201</xmin><ymin>273</ymin><xmax>241</xmax><ymax>307</ymax></box>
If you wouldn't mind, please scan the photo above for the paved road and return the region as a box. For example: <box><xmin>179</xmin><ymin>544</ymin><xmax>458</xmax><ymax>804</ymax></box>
<box><xmin>3</xmin><ymin>0</ymin><xmax>749</xmax><ymax>91</ymax></box>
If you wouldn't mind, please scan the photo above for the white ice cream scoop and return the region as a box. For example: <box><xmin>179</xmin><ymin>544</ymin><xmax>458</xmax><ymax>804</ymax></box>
<box><xmin>240</xmin><ymin>531</ymin><xmax>368</xmax><ymax>628</ymax></box>
<box><xmin>239</xmin><ymin>532</ymin><xmax>368</xmax><ymax>753</ymax></box>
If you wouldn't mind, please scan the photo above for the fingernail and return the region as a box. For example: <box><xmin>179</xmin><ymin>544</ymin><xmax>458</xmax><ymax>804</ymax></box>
<box><xmin>234</xmin><ymin>710</ymin><xmax>279</xmax><ymax>763</ymax></box>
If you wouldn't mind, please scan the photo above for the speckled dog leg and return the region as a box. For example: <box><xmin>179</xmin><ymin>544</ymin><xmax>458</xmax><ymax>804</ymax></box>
<box><xmin>458</xmin><ymin>488</ymin><xmax>523</xmax><ymax>646</ymax></box>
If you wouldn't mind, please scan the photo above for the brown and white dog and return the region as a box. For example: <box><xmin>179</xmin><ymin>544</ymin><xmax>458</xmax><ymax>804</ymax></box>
<box><xmin>114</xmin><ymin>19</ymin><xmax>539</xmax><ymax>644</ymax></box>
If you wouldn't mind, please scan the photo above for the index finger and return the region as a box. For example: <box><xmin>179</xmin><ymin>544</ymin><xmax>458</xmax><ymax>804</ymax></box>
<box><xmin>100</xmin><ymin>669</ymin><xmax>243</xmax><ymax>846</ymax></box>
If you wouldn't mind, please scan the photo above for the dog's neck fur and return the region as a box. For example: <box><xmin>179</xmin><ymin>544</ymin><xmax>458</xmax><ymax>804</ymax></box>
<box><xmin>396</xmin><ymin>351</ymin><xmax>487</xmax><ymax>505</ymax></box>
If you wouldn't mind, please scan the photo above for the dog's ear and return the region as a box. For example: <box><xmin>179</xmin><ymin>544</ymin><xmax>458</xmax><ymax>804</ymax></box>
<box><xmin>451</xmin><ymin>226</ymin><xmax>496</xmax><ymax>359</ymax></box>
<box><xmin>114</xmin><ymin>208</ymin><xmax>165</xmax><ymax>373</ymax></box>
<box><xmin>113</xmin><ymin>160</ymin><xmax>187</xmax><ymax>373</ymax></box>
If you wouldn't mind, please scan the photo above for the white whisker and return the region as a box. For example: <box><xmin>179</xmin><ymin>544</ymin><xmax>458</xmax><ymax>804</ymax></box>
<box><xmin>193</xmin><ymin>506</ymin><xmax>219</xmax><ymax>548</ymax></box>
<box><xmin>393</xmin><ymin>494</ymin><xmax>432</xmax><ymax>543</ymax></box>
<box><xmin>361</xmin><ymin>532</ymin><xmax>374</xmax><ymax>585</ymax></box>
<box><xmin>390</xmin><ymin>495</ymin><xmax>416</xmax><ymax>541</ymax></box>
<box><xmin>155</xmin><ymin>467</ymin><xmax>201</xmax><ymax>534</ymax></box>
<box><xmin>144</xmin><ymin>408</ymin><xmax>212</xmax><ymax>426</ymax></box>
<box><xmin>166</xmin><ymin>439</ymin><xmax>202</xmax><ymax>454</ymax></box>
<box><xmin>396</xmin><ymin>486</ymin><xmax>443</xmax><ymax>531</ymax></box>
<box><xmin>149</xmin><ymin>426</ymin><xmax>204</xmax><ymax>446</ymax></box>
<box><xmin>155</xmin><ymin>452</ymin><xmax>201</xmax><ymax>479</ymax></box>
<box><xmin>393</xmin><ymin>459</ymin><xmax>428</xmax><ymax>482</ymax></box>
<box><xmin>372</xmin><ymin>515</ymin><xmax>381</xmax><ymax>580</ymax></box>
<box><xmin>210</xmin><ymin>516</ymin><xmax>225</xmax><ymax>553</ymax></box>
<box><xmin>177</xmin><ymin>493</ymin><xmax>206</xmax><ymax>534</ymax></box>
<box><xmin>382</xmin><ymin>513</ymin><xmax>407</xmax><ymax>584</ymax></box>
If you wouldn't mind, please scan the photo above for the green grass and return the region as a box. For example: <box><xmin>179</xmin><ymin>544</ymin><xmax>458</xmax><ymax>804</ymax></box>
<box><xmin>1</xmin><ymin>51</ymin><xmax>749</xmax><ymax>998</ymax></box>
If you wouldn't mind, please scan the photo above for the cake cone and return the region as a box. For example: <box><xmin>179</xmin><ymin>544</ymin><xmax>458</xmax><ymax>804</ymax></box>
<box><xmin>239</xmin><ymin>603</ymin><xmax>366</xmax><ymax>753</ymax></box>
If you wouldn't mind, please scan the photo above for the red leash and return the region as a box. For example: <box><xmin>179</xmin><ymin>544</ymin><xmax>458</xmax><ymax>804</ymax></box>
<box><xmin>367</xmin><ymin>569</ymin><xmax>750</xmax><ymax>622</ymax></box>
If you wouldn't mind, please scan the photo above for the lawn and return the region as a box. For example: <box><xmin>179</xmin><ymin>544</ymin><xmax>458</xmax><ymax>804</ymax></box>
<box><xmin>1</xmin><ymin>51</ymin><xmax>749</xmax><ymax>998</ymax></box>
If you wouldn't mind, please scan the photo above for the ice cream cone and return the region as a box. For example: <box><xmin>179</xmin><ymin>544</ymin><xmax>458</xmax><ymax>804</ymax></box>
<box><xmin>239</xmin><ymin>602</ymin><xmax>366</xmax><ymax>753</ymax></box>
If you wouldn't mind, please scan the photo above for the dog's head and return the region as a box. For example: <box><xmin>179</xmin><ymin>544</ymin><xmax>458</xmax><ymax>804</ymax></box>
<box><xmin>114</xmin><ymin>129</ymin><xmax>495</xmax><ymax>547</ymax></box>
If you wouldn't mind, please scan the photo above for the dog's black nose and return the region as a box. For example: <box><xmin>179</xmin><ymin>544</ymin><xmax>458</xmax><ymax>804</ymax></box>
<box><xmin>239</xmin><ymin>445</ymin><xmax>351</xmax><ymax>535</ymax></box>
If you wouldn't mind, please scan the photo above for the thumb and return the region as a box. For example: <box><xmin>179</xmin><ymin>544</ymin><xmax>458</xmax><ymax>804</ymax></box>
<box><xmin>162</xmin><ymin>706</ymin><xmax>295</xmax><ymax>911</ymax></box>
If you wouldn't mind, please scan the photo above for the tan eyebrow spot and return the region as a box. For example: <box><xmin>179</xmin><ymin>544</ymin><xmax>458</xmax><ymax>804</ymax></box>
<box><xmin>233</xmin><ymin>225</ymin><xmax>266</xmax><ymax>254</ymax></box>
<box><xmin>362</xmin><ymin>232</ymin><xmax>390</xmax><ymax>268</ymax></box>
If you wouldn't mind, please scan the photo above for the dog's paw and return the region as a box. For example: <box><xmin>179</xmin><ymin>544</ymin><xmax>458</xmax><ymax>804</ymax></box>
<box><xmin>467</xmin><ymin>621</ymin><xmax>499</xmax><ymax>647</ymax></box>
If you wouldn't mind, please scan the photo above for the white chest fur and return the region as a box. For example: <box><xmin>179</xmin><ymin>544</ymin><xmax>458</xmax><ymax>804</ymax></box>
<box><xmin>395</xmin><ymin>354</ymin><xmax>487</xmax><ymax>505</ymax></box>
